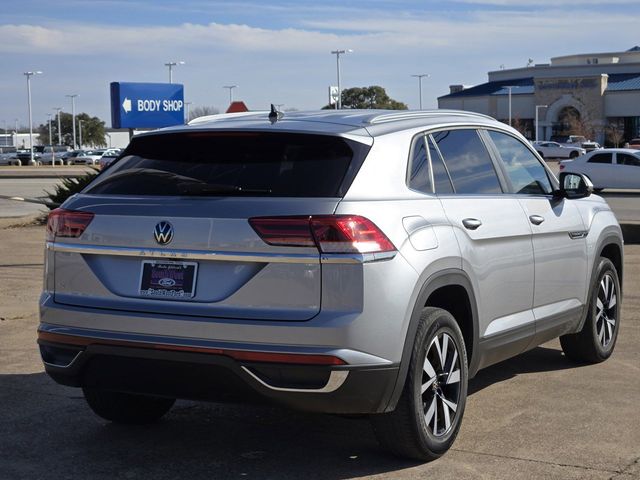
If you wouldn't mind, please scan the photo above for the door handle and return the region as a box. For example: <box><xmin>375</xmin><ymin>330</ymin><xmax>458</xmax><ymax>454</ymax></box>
<box><xmin>462</xmin><ymin>218</ymin><xmax>482</xmax><ymax>230</ymax></box>
<box><xmin>529</xmin><ymin>215</ymin><xmax>545</xmax><ymax>225</ymax></box>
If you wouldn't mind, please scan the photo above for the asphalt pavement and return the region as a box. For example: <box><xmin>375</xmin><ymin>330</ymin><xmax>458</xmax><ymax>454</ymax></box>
<box><xmin>0</xmin><ymin>225</ymin><xmax>638</xmax><ymax>479</ymax></box>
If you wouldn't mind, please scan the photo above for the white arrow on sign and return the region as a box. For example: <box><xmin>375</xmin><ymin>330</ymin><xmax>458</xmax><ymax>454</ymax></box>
<box><xmin>122</xmin><ymin>97</ymin><xmax>132</xmax><ymax>113</ymax></box>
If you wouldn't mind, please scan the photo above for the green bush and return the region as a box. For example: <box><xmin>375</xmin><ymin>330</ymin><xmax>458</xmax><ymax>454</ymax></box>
<box><xmin>46</xmin><ymin>168</ymin><xmax>100</xmax><ymax>209</ymax></box>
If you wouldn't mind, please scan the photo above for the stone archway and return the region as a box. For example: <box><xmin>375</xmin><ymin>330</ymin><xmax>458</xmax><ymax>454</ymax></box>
<box><xmin>541</xmin><ymin>95</ymin><xmax>589</xmax><ymax>140</ymax></box>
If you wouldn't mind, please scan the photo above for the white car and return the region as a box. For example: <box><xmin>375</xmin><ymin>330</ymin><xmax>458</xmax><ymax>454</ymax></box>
<box><xmin>533</xmin><ymin>141</ymin><xmax>585</xmax><ymax>159</ymax></box>
<box><xmin>560</xmin><ymin>148</ymin><xmax>640</xmax><ymax>190</ymax></box>
<box><xmin>73</xmin><ymin>149</ymin><xmax>106</xmax><ymax>166</ymax></box>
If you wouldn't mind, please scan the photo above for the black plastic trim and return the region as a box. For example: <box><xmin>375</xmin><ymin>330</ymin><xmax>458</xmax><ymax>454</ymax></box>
<box><xmin>383</xmin><ymin>269</ymin><xmax>479</xmax><ymax>412</ymax></box>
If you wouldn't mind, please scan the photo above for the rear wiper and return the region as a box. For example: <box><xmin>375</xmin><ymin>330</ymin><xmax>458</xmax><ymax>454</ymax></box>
<box><xmin>176</xmin><ymin>182</ymin><xmax>272</xmax><ymax>195</ymax></box>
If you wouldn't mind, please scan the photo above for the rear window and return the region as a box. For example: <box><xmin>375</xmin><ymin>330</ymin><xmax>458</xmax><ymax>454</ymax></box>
<box><xmin>85</xmin><ymin>132</ymin><xmax>370</xmax><ymax>197</ymax></box>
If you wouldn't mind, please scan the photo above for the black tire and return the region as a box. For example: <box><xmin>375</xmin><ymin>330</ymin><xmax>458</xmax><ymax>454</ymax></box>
<box><xmin>371</xmin><ymin>307</ymin><xmax>468</xmax><ymax>461</ymax></box>
<box><xmin>83</xmin><ymin>388</ymin><xmax>175</xmax><ymax>424</ymax></box>
<box><xmin>560</xmin><ymin>257</ymin><xmax>621</xmax><ymax>363</ymax></box>
<box><xmin>536</xmin><ymin>151</ymin><xmax>544</xmax><ymax>159</ymax></box>
<box><xmin>569</xmin><ymin>151</ymin><xmax>579</xmax><ymax>159</ymax></box>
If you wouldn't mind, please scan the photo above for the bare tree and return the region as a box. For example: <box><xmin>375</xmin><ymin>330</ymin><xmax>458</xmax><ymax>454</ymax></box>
<box><xmin>188</xmin><ymin>105</ymin><xmax>220</xmax><ymax>121</ymax></box>
<box><xmin>606</xmin><ymin>124</ymin><xmax>625</xmax><ymax>147</ymax></box>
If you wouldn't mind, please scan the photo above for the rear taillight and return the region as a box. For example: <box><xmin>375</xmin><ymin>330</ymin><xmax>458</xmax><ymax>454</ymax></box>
<box><xmin>249</xmin><ymin>215</ymin><xmax>396</xmax><ymax>254</ymax></box>
<box><xmin>46</xmin><ymin>208</ymin><xmax>94</xmax><ymax>241</ymax></box>
<box><xmin>559</xmin><ymin>164</ymin><xmax>565</xmax><ymax>170</ymax></box>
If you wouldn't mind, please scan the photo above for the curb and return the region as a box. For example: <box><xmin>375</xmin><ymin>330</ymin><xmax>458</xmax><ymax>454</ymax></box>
<box><xmin>0</xmin><ymin>212</ymin><xmax>46</xmax><ymax>229</ymax></box>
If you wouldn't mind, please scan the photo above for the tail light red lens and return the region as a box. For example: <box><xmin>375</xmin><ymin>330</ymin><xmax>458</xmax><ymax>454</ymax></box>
<box><xmin>249</xmin><ymin>215</ymin><xmax>396</xmax><ymax>254</ymax></box>
<box><xmin>46</xmin><ymin>208</ymin><xmax>94</xmax><ymax>241</ymax></box>
<box><xmin>248</xmin><ymin>217</ymin><xmax>315</xmax><ymax>247</ymax></box>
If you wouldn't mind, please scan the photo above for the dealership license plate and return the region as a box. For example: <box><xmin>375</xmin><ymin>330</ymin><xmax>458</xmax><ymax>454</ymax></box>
<box><xmin>139</xmin><ymin>261</ymin><xmax>198</xmax><ymax>299</ymax></box>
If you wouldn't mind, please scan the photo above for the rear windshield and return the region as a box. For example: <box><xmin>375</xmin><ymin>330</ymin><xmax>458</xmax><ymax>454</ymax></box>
<box><xmin>85</xmin><ymin>132</ymin><xmax>370</xmax><ymax>197</ymax></box>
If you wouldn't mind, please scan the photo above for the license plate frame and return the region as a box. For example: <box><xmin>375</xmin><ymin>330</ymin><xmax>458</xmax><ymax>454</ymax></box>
<box><xmin>139</xmin><ymin>260</ymin><xmax>198</xmax><ymax>299</ymax></box>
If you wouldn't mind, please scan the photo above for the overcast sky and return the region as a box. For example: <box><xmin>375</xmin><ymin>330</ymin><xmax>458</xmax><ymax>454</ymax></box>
<box><xmin>1</xmin><ymin>0</ymin><xmax>640</xmax><ymax>129</ymax></box>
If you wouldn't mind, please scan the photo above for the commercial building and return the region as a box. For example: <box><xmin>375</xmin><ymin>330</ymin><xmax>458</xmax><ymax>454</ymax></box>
<box><xmin>438</xmin><ymin>47</ymin><xmax>640</xmax><ymax>145</ymax></box>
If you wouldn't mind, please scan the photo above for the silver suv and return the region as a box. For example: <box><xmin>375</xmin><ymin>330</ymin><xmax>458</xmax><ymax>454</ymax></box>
<box><xmin>39</xmin><ymin>109</ymin><xmax>623</xmax><ymax>460</ymax></box>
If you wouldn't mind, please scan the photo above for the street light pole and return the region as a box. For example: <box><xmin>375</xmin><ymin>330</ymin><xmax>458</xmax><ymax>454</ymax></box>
<box><xmin>66</xmin><ymin>94</ymin><xmax>78</xmax><ymax>149</ymax></box>
<box><xmin>53</xmin><ymin>107</ymin><xmax>62</xmax><ymax>145</ymax></box>
<box><xmin>184</xmin><ymin>101</ymin><xmax>192</xmax><ymax>123</ymax></box>
<box><xmin>535</xmin><ymin>104</ymin><xmax>548</xmax><ymax>143</ymax></box>
<box><xmin>78</xmin><ymin>119</ymin><xmax>83</xmax><ymax>148</ymax></box>
<box><xmin>47</xmin><ymin>113</ymin><xmax>52</xmax><ymax>145</ymax></box>
<box><xmin>24</xmin><ymin>71</ymin><xmax>42</xmax><ymax>165</ymax></box>
<box><xmin>331</xmin><ymin>49</ymin><xmax>352</xmax><ymax>110</ymax></box>
<box><xmin>505</xmin><ymin>86</ymin><xmax>515</xmax><ymax>127</ymax></box>
<box><xmin>223</xmin><ymin>85</ymin><xmax>238</xmax><ymax>105</ymax></box>
<box><xmin>164</xmin><ymin>61</ymin><xmax>185</xmax><ymax>83</ymax></box>
<box><xmin>411</xmin><ymin>74</ymin><xmax>430</xmax><ymax>110</ymax></box>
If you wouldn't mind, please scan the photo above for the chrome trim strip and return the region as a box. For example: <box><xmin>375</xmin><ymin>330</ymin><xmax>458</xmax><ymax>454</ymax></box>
<box><xmin>42</xmin><ymin>351</ymin><xmax>82</xmax><ymax>369</ymax></box>
<box><xmin>568</xmin><ymin>231</ymin><xmax>589</xmax><ymax>239</ymax></box>
<box><xmin>48</xmin><ymin>242</ymin><xmax>396</xmax><ymax>265</ymax></box>
<box><xmin>241</xmin><ymin>366</ymin><xmax>349</xmax><ymax>393</ymax></box>
<box><xmin>48</xmin><ymin>241</ymin><xmax>319</xmax><ymax>264</ymax></box>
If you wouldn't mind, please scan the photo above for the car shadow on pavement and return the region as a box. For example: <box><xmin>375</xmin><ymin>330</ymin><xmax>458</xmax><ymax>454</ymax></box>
<box><xmin>1</xmin><ymin>344</ymin><xmax>586</xmax><ymax>479</ymax></box>
<box><xmin>1</xmin><ymin>371</ymin><xmax>422</xmax><ymax>479</ymax></box>
<box><xmin>468</xmin><ymin>344</ymin><xmax>580</xmax><ymax>395</ymax></box>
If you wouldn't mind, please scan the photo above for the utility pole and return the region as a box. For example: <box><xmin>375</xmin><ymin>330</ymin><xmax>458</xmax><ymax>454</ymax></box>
<box><xmin>223</xmin><ymin>85</ymin><xmax>238</xmax><ymax>105</ymax></box>
<box><xmin>66</xmin><ymin>94</ymin><xmax>78</xmax><ymax>149</ymax></box>
<box><xmin>505</xmin><ymin>86</ymin><xmax>515</xmax><ymax>127</ymax></box>
<box><xmin>411</xmin><ymin>74</ymin><xmax>430</xmax><ymax>110</ymax></box>
<box><xmin>331</xmin><ymin>49</ymin><xmax>352</xmax><ymax>109</ymax></box>
<box><xmin>184</xmin><ymin>101</ymin><xmax>192</xmax><ymax>123</ymax></box>
<box><xmin>47</xmin><ymin>113</ymin><xmax>53</xmax><ymax>145</ymax></box>
<box><xmin>53</xmin><ymin>107</ymin><xmax>62</xmax><ymax>145</ymax></box>
<box><xmin>164</xmin><ymin>61</ymin><xmax>185</xmax><ymax>83</ymax></box>
<box><xmin>24</xmin><ymin>71</ymin><xmax>43</xmax><ymax>165</ymax></box>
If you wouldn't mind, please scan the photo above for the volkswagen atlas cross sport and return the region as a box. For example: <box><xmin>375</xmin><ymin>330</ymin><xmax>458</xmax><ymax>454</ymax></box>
<box><xmin>39</xmin><ymin>109</ymin><xmax>623</xmax><ymax>460</ymax></box>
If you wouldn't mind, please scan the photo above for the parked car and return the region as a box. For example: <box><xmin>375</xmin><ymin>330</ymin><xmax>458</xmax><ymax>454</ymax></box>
<box><xmin>39</xmin><ymin>109</ymin><xmax>623</xmax><ymax>461</ymax></box>
<box><xmin>560</xmin><ymin>148</ymin><xmax>640</xmax><ymax>190</ymax></box>
<box><xmin>581</xmin><ymin>141</ymin><xmax>602</xmax><ymax>153</ymax></box>
<box><xmin>12</xmin><ymin>150</ymin><xmax>41</xmax><ymax>165</ymax></box>
<box><xmin>72</xmin><ymin>149</ymin><xmax>106</xmax><ymax>165</ymax></box>
<box><xmin>0</xmin><ymin>152</ymin><xmax>18</xmax><ymax>166</ymax></box>
<box><xmin>37</xmin><ymin>145</ymin><xmax>72</xmax><ymax>165</ymax></box>
<box><xmin>627</xmin><ymin>138</ymin><xmax>640</xmax><ymax>150</ymax></box>
<box><xmin>60</xmin><ymin>150</ymin><xmax>88</xmax><ymax>165</ymax></box>
<box><xmin>532</xmin><ymin>141</ymin><xmax>585</xmax><ymax>159</ymax></box>
<box><xmin>98</xmin><ymin>149</ymin><xmax>122</xmax><ymax>169</ymax></box>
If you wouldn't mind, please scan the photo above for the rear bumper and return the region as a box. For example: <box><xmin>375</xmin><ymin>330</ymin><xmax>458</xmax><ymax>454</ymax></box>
<box><xmin>38</xmin><ymin>324</ymin><xmax>399</xmax><ymax>414</ymax></box>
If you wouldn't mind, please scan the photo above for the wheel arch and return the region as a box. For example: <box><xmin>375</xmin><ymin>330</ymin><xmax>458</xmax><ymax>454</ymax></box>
<box><xmin>575</xmin><ymin>233</ymin><xmax>624</xmax><ymax>332</ymax></box>
<box><xmin>383</xmin><ymin>269</ymin><xmax>479</xmax><ymax>412</ymax></box>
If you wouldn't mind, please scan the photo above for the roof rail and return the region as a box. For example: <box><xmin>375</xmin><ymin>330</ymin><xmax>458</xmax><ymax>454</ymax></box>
<box><xmin>187</xmin><ymin>111</ymin><xmax>268</xmax><ymax>126</ymax></box>
<box><xmin>366</xmin><ymin>110</ymin><xmax>496</xmax><ymax>125</ymax></box>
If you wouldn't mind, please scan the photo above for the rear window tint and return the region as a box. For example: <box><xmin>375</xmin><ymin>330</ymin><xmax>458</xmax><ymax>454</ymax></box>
<box><xmin>86</xmin><ymin>132</ymin><xmax>370</xmax><ymax>197</ymax></box>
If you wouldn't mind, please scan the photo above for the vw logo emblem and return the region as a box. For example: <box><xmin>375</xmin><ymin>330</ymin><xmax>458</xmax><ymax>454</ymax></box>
<box><xmin>154</xmin><ymin>221</ymin><xmax>174</xmax><ymax>245</ymax></box>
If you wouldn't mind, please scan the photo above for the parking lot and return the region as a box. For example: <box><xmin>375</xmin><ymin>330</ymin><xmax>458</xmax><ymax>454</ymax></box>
<box><xmin>1</xmin><ymin>222</ymin><xmax>639</xmax><ymax>479</ymax></box>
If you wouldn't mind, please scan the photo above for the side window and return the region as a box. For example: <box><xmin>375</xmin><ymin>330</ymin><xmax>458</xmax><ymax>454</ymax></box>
<box><xmin>427</xmin><ymin>136</ymin><xmax>454</xmax><ymax>194</ymax></box>
<box><xmin>488</xmin><ymin>130</ymin><xmax>553</xmax><ymax>194</ymax></box>
<box><xmin>617</xmin><ymin>153</ymin><xmax>640</xmax><ymax>167</ymax></box>
<box><xmin>408</xmin><ymin>135</ymin><xmax>430</xmax><ymax>193</ymax></box>
<box><xmin>432</xmin><ymin>129</ymin><xmax>502</xmax><ymax>194</ymax></box>
<box><xmin>588</xmin><ymin>153</ymin><xmax>612</xmax><ymax>164</ymax></box>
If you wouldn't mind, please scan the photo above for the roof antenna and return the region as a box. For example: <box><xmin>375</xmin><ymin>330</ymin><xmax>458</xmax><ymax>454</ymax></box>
<box><xmin>269</xmin><ymin>104</ymin><xmax>283</xmax><ymax>124</ymax></box>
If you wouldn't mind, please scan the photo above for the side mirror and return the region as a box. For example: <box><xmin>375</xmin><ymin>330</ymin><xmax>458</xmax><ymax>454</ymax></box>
<box><xmin>556</xmin><ymin>172</ymin><xmax>593</xmax><ymax>199</ymax></box>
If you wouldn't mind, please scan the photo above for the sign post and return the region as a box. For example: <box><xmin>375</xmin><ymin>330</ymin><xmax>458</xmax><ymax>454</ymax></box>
<box><xmin>110</xmin><ymin>82</ymin><xmax>185</xmax><ymax>129</ymax></box>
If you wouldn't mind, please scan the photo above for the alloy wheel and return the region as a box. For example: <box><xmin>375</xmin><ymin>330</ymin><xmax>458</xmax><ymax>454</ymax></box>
<box><xmin>596</xmin><ymin>273</ymin><xmax>617</xmax><ymax>348</ymax></box>
<box><xmin>421</xmin><ymin>332</ymin><xmax>462</xmax><ymax>437</ymax></box>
